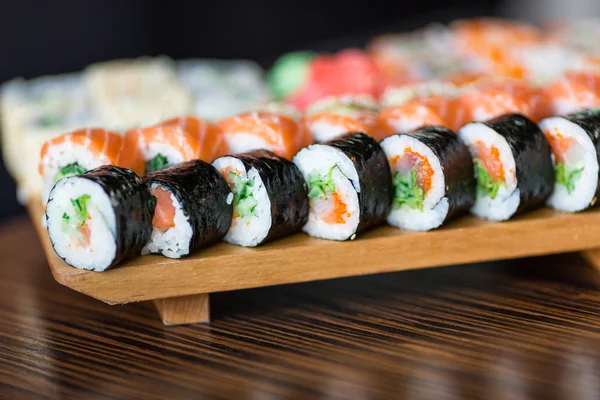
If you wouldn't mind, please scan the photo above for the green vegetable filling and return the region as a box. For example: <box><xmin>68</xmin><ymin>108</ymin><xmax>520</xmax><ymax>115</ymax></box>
<box><xmin>475</xmin><ymin>159</ymin><xmax>501</xmax><ymax>199</ymax></box>
<box><xmin>146</xmin><ymin>154</ymin><xmax>169</xmax><ymax>173</ymax></box>
<box><xmin>54</xmin><ymin>162</ymin><xmax>87</xmax><ymax>184</ymax></box>
<box><xmin>392</xmin><ymin>168</ymin><xmax>425</xmax><ymax>211</ymax></box>
<box><xmin>555</xmin><ymin>162</ymin><xmax>584</xmax><ymax>195</ymax></box>
<box><xmin>61</xmin><ymin>194</ymin><xmax>91</xmax><ymax>238</ymax></box>
<box><xmin>229</xmin><ymin>171</ymin><xmax>257</xmax><ymax>218</ymax></box>
<box><xmin>308</xmin><ymin>165</ymin><xmax>338</xmax><ymax>200</ymax></box>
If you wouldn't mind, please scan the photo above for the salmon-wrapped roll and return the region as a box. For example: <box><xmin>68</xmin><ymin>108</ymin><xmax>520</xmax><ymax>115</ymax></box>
<box><xmin>379</xmin><ymin>101</ymin><xmax>447</xmax><ymax>136</ymax></box>
<box><xmin>458</xmin><ymin>79</ymin><xmax>552</xmax><ymax>124</ymax></box>
<box><xmin>217</xmin><ymin>111</ymin><xmax>311</xmax><ymax>159</ymax></box>
<box><xmin>156</xmin><ymin>116</ymin><xmax>229</xmax><ymax>162</ymax></box>
<box><xmin>39</xmin><ymin>128</ymin><xmax>126</xmax><ymax>204</ymax></box>
<box><xmin>121</xmin><ymin>126</ymin><xmax>199</xmax><ymax>175</ymax></box>
<box><xmin>543</xmin><ymin>71</ymin><xmax>600</xmax><ymax>115</ymax></box>
<box><xmin>303</xmin><ymin>95</ymin><xmax>383</xmax><ymax>142</ymax></box>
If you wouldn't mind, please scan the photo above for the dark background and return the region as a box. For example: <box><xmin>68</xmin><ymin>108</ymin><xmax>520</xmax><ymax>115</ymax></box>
<box><xmin>0</xmin><ymin>0</ymin><xmax>499</xmax><ymax>220</ymax></box>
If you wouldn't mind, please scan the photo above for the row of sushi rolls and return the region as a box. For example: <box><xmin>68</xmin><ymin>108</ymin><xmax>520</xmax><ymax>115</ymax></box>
<box><xmin>6</xmin><ymin>17</ymin><xmax>600</xmax><ymax>271</ymax></box>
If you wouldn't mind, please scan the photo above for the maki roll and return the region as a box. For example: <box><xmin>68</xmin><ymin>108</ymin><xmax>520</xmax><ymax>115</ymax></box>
<box><xmin>216</xmin><ymin>111</ymin><xmax>312</xmax><ymax>160</ymax></box>
<box><xmin>45</xmin><ymin>165</ymin><xmax>155</xmax><ymax>271</ymax></box>
<box><xmin>120</xmin><ymin>126</ymin><xmax>199</xmax><ymax>175</ymax></box>
<box><xmin>380</xmin><ymin>126</ymin><xmax>476</xmax><ymax>231</ymax></box>
<box><xmin>39</xmin><ymin>128</ymin><xmax>126</xmax><ymax>204</ymax></box>
<box><xmin>212</xmin><ymin>149</ymin><xmax>309</xmax><ymax>247</ymax></box>
<box><xmin>303</xmin><ymin>95</ymin><xmax>383</xmax><ymax>142</ymax></box>
<box><xmin>292</xmin><ymin>132</ymin><xmax>393</xmax><ymax>241</ymax></box>
<box><xmin>142</xmin><ymin>160</ymin><xmax>233</xmax><ymax>258</ymax></box>
<box><xmin>539</xmin><ymin>109</ymin><xmax>600</xmax><ymax>212</ymax></box>
<box><xmin>457</xmin><ymin>113</ymin><xmax>554</xmax><ymax>221</ymax></box>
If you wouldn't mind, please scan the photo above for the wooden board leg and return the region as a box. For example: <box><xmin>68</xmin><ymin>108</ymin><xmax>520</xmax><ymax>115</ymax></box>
<box><xmin>580</xmin><ymin>249</ymin><xmax>600</xmax><ymax>272</ymax></box>
<box><xmin>153</xmin><ymin>294</ymin><xmax>210</xmax><ymax>326</ymax></box>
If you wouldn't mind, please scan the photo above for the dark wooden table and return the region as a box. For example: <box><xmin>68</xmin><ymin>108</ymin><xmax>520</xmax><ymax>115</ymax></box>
<box><xmin>1</xmin><ymin>216</ymin><xmax>600</xmax><ymax>399</ymax></box>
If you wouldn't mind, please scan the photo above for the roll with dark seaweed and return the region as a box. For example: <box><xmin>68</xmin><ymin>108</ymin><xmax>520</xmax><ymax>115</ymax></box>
<box><xmin>212</xmin><ymin>149</ymin><xmax>309</xmax><ymax>247</ymax></box>
<box><xmin>380</xmin><ymin>126</ymin><xmax>476</xmax><ymax>231</ymax></box>
<box><xmin>539</xmin><ymin>108</ymin><xmax>600</xmax><ymax>212</ymax></box>
<box><xmin>458</xmin><ymin>113</ymin><xmax>554</xmax><ymax>221</ymax></box>
<box><xmin>292</xmin><ymin>132</ymin><xmax>393</xmax><ymax>240</ymax></box>
<box><xmin>142</xmin><ymin>160</ymin><xmax>233</xmax><ymax>258</ymax></box>
<box><xmin>45</xmin><ymin>165</ymin><xmax>155</xmax><ymax>271</ymax></box>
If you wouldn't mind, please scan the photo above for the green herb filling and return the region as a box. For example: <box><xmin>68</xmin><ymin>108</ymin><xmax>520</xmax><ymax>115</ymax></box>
<box><xmin>229</xmin><ymin>171</ymin><xmax>257</xmax><ymax>218</ymax></box>
<box><xmin>146</xmin><ymin>154</ymin><xmax>169</xmax><ymax>173</ymax></box>
<box><xmin>555</xmin><ymin>162</ymin><xmax>584</xmax><ymax>195</ymax></box>
<box><xmin>392</xmin><ymin>168</ymin><xmax>425</xmax><ymax>211</ymax></box>
<box><xmin>475</xmin><ymin>159</ymin><xmax>501</xmax><ymax>199</ymax></box>
<box><xmin>54</xmin><ymin>162</ymin><xmax>87</xmax><ymax>184</ymax></box>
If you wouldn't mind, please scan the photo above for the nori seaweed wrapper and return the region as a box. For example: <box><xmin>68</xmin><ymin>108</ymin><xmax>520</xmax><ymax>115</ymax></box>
<box><xmin>143</xmin><ymin>160</ymin><xmax>233</xmax><ymax>255</ymax></box>
<box><xmin>483</xmin><ymin>113</ymin><xmax>555</xmax><ymax>215</ymax></box>
<box><xmin>562</xmin><ymin>108</ymin><xmax>600</xmax><ymax>207</ymax></box>
<box><xmin>323</xmin><ymin>132</ymin><xmax>393</xmax><ymax>236</ymax></box>
<box><xmin>404</xmin><ymin>126</ymin><xmax>476</xmax><ymax>223</ymax></box>
<box><xmin>47</xmin><ymin>165</ymin><xmax>156</xmax><ymax>271</ymax></box>
<box><xmin>234</xmin><ymin>149</ymin><xmax>309</xmax><ymax>243</ymax></box>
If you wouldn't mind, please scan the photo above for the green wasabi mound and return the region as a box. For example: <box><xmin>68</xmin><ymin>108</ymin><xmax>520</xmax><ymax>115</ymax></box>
<box><xmin>267</xmin><ymin>51</ymin><xmax>316</xmax><ymax>99</ymax></box>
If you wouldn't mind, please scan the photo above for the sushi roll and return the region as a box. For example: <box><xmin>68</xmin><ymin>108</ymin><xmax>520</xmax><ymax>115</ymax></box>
<box><xmin>457</xmin><ymin>113</ymin><xmax>554</xmax><ymax>221</ymax></box>
<box><xmin>217</xmin><ymin>111</ymin><xmax>312</xmax><ymax>160</ymax></box>
<box><xmin>38</xmin><ymin>128</ymin><xmax>126</xmax><ymax>204</ymax></box>
<box><xmin>292</xmin><ymin>132</ymin><xmax>393</xmax><ymax>241</ymax></box>
<box><xmin>539</xmin><ymin>109</ymin><xmax>600</xmax><ymax>212</ymax></box>
<box><xmin>212</xmin><ymin>150</ymin><xmax>309</xmax><ymax>247</ymax></box>
<box><xmin>45</xmin><ymin>165</ymin><xmax>155</xmax><ymax>271</ymax></box>
<box><xmin>156</xmin><ymin>116</ymin><xmax>229</xmax><ymax>161</ymax></box>
<box><xmin>303</xmin><ymin>95</ymin><xmax>383</xmax><ymax>142</ymax></box>
<box><xmin>120</xmin><ymin>126</ymin><xmax>199</xmax><ymax>175</ymax></box>
<box><xmin>380</xmin><ymin>126</ymin><xmax>476</xmax><ymax>231</ymax></box>
<box><xmin>378</xmin><ymin>101</ymin><xmax>447</xmax><ymax>135</ymax></box>
<box><xmin>142</xmin><ymin>160</ymin><xmax>233</xmax><ymax>258</ymax></box>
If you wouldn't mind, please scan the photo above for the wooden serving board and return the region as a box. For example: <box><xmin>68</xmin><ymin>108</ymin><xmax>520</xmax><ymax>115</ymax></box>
<box><xmin>28</xmin><ymin>199</ymin><xmax>600</xmax><ymax>325</ymax></box>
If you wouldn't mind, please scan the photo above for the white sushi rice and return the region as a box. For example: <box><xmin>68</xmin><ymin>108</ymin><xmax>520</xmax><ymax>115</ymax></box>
<box><xmin>46</xmin><ymin>177</ymin><xmax>116</xmax><ymax>271</ymax></box>
<box><xmin>539</xmin><ymin>117</ymin><xmax>598</xmax><ymax>212</ymax></box>
<box><xmin>293</xmin><ymin>145</ymin><xmax>360</xmax><ymax>240</ymax></box>
<box><xmin>222</xmin><ymin>133</ymin><xmax>272</xmax><ymax>156</ymax></box>
<box><xmin>458</xmin><ymin>122</ymin><xmax>520</xmax><ymax>221</ymax></box>
<box><xmin>212</xmin><ymin>156</ymin><xmax>272</xmax><ymax>247</ymax></box>
<box><xmin>141</xmin><ymin>183</ymin><xmax>193</xmax><ymax>258</ymax></box>
<box><xmin>308</xmin><ymin>121</ymin><xmax>353</xmax><ymax>143</ymax></box>
<box><xmin>40</xmin><ymin>143</ymin><xmax>108</xmax><ymax>205</ymax></box>
<box><xmin>380</xmin><ymin>134</ymin><xmax>447</xmax><ymax>231</ymax></box>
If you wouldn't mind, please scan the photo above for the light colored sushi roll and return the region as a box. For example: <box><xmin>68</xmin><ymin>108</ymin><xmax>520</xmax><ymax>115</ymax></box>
<box><xmin>293</xmin><ymin>133</ymin><xmax>392</xmax><ymax>241</ymax></box>
<box><xmin>38</xmin><ymin>128</ymin><xmax>126</xmax><ymax>204</ymax></box>
<box><xmin>458</xmin><ymin>113</ymin><xmax>554</xmax><ymax>221</ymax></box>
<box><xmin>212</xmin><ymin>150</ymin><xmax>308</xmax><ymax>247</ymax></box>
<box><xmin>380</xmin><ymin>126</ymin><xmax>475</xmax><ymax>231</ymax></box>
<box><xmin>45</xmin><ymin>166</ymin><xmax>155</xmax><ymax>271</ymax></box>
<box><xmin>539</xmin><ymin>109</ymin><xmax>600</xmax><ymax>212</ymax></box>
<box><xmin>217</xmin><ymin>111</ymin><xmax>312</xmax><ymax>160</ymax></box>
<box><xmin>142</xmin><ymin>160</ymin><xmax>233</xmax><ymax>258</ymax></box>
<box><xmin>303</xmin><ymin>95</ymin><xmax>383</xmax><ymax>142</ymax></box>
<box><xmin>120</xmin><ymin>126</ymin><xmax>199</xmax><ymax>175</ymax></box>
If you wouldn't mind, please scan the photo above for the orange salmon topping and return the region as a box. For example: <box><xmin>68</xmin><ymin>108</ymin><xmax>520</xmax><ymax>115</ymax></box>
<box><xmin>475</xmin><ymin>141</ymin><xmax>505</xmax><ymax>181</ymax></box>
<box><xmin>544</xmin><ymin>131</ymin><xmax>576</xmax><ymax>163</ymax></box>
<box><xmin>404</xmin><ymin>147</ymin><xmax>434</xmax><ymax>193</ymax></box>
<box><xmin>322</xmin><ymin>192</ymin><xmax>349</xmax><ymax>224</ymax></box>
<box><xmin>151</xmin><ymin>187</ymin><xmax>176</xmax><ymax>230</ymax></box>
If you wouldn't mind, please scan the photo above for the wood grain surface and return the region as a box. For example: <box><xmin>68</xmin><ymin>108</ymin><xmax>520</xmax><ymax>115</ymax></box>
<box><xmin>1</xmin><ymin>216</ymin><xmax>600</xmax><ymax>399</ymax></box>
<box><xmin>28</xmin><ymin>199</ymin><xmax>600</xmax><ymax>304</ymax></box>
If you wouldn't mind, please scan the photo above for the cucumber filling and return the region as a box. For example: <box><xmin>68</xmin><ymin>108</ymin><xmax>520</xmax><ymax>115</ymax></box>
<box><xmin>475</xmin><ymin>159</ymin><xmax>502</xmax><ymax>199</ymax></box>
<box><xmin>146</xmin><ymin>154</ymin><xmax>169</xmax><ymax>173</ymax></box>
<box><xmin>308</xmin><ymin>165</ymin><xmax>339</xmax><ymax>200</ymax></box>
<box><xmin>54</xmin><ymin>162</ymin><xmax>87</xmax><ymax>184</ymax></box>
<box><xmin>555</xmin><ymin>162</ymin><xmax>584</xmax><ymax>195</ymax></box>
<box><xmin>61</xmin><ymin>194</ymin><xmax>91</xmax><ymax>243</ymax></box>
<box><xmin>229</xmin><ymin>171</ymin><xmax>257</xmax><ymax>218</ymax></box>
<box><xmin>392</xmin><ymin>168</ymin><xmax>425</xmax><ymax>211</ymax></box>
